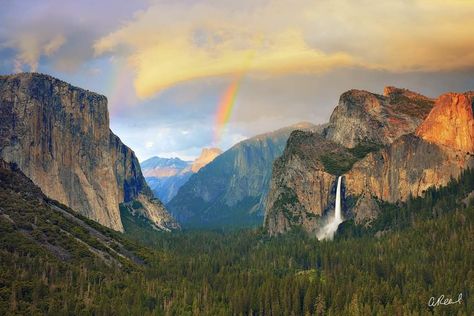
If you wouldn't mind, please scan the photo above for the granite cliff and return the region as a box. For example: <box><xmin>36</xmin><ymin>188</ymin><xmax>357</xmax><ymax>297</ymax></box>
<box><xmin>264</xmin><ymin>131</ymin><xmax>346</xmax><ymax>235</ymax></box>
<box><xmin>416</xmin><ymin>91</ymin><xmax>474</xmax><ymax>153</ymax></box>
<box><xmin>266</xmin><ymin>88</ymin><xmax>474</xmax><ymax>235</ymax></box>
<box><xmin>0</xmin><ymin>73</ymin><xmax>178</xmax><ymax>232</ymax></box>
<box><xmin>323</xmin><ymin>86</ymin><xmax>434</xmax><ymax>147</ymax></box>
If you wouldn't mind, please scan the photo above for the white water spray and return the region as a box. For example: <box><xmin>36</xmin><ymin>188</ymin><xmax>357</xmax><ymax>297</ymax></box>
<box><xmin>317</xmin><ymin>176</ymin><xmax>343</xmax><ymax>240</ymax></box>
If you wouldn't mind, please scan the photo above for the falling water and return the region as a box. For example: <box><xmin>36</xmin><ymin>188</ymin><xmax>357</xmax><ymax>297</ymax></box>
<box><xmin>334</xmin><ymin>176</ymin><xmax>342</xmax><ymax>222</ymax></box>
<box><xmin>317</xmin><ymin>176</ymin><xmax>343</xmax><ymax>240</ymax></box>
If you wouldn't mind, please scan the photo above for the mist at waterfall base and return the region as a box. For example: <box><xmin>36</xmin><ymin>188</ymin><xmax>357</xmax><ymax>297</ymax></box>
<box><xmin>317</xmin><ymin>176</ymin><xmax>343</xmax><ymax>241</ymax></box>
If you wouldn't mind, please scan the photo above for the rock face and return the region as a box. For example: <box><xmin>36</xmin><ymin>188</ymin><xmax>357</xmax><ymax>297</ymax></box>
<box><xmin>190</xmin><ymin>148</ymin><xmax>222</xmax><ymax>173</ymax></box>
<box><xmin>141</xmin><ymin>148</ymin><xmax>221</xmax><ymax>203</ymax></box>
<box><xmin>264</xmin><ymin>131</ymin><xmax>343</xmax><ymax>235</ymax></box>
<box><xmin>345</xmin><ymin>134</ymin><xmax>473</xmax><ymax>203</ymax></box>
<box><xmin>265</xmin><ymin>87</ymin><xmax>474</xmax><ymax>236</ymax></box>
<box><xmin>351</xmin><ymin>191</ymin><xmax>380</xmax><ymax>226</ymax></box>
<box><xmin>0</xmin><ymin>73</ymin><xmax>178</xmax><ymax>232</ymax></box>
<box><xmin>324</xmin><ymin>87</ymin><xmax>434</xmax><ymax>147</ymax></box>
<box><xmin>168</xmin><ymin>123</ymin><xmax>320</xmax><ymax>228</ymax></box>
<box><xmin>416</xmin><ymin>92</ymin><xmax>474</xmax><ymax>153</ymax></box>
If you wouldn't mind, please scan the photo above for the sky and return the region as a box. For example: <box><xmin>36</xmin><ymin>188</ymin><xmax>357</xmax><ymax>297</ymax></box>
<box><xmin>1</xmin><ymin>0</ymin><xmax>473</xmax><ymax>161</ymax></box>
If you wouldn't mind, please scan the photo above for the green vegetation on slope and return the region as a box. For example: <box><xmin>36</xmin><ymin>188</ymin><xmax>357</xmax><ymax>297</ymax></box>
<box><xmin>388</xmin><ymin>93</ymin><xmax>434</xmax><ymax>119</ymax></box>
<box><xmin>1</xmin><ymin>160</ymin><xmax>473</xmax><ymax>315</ymax></box>
<box><xmin>338</xmin><ymin>167</ymin><xmax>474</xmax><ymax>238</ymax></box>
<box><xmin>320</xmin><ymin>141</ymin><xmax>382</xmax><ymax>175</ymax></box>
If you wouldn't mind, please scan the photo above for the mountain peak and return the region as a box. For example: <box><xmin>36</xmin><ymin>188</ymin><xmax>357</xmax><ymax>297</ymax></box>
<box><xmin>383</xmin><ymin>86</ymin><xmax>432</xmax><ymax>100</ymax></box>
<box><xmin>191</xmin><ymin>147</ymin><xmax>222</xmax><ymax>173</ymax></box>
<box><xmin>141</xmin><ymin>156</ymin><xmax>190</xmax><ymax>178</ymax></box>
<box><xmin>326</xmin><ymin>87</ymin><xmax>433</xmax><ymax>148</ymax></box>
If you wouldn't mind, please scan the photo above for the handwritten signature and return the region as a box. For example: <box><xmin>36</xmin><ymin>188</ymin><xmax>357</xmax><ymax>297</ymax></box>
<box><xmin>428</xmin><ymin>293</ymin><xmax>462</xmax><ymax>307</ymax></box>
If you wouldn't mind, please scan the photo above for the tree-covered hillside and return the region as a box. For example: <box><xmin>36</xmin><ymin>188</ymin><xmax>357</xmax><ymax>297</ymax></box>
<box><xmin>1</xmin><ymin>158</ymin><xmax>473</xmax><ymax>315</ymax></box>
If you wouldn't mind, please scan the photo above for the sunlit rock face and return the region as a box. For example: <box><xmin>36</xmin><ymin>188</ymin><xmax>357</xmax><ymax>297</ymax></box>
<box><xmin>347</xmin><ymin>91</ymin><xmax>474</xmax><ymax>204</ymax></box>
<box><xmin>190</xmin><ymin>148</ymin><xmax>222</xmax><ymax>173</ymax></box>
<box><xmin>0</xmin><ymin>73</ymin><xmax>178</xmax><ymax>232</ymax></box>
<box><xmin>416</xmin><ymin>92</ymin><xmax>474</xmax><ymax>154</ymax></box>
<box><xmin>324</xmin><ymin>87</ymin><xmax>434</xmax><ymax>148</ymax></box>
<box><xmin>265</xmin><ymin>87</ymin><xmax>474</xmax><ymax>236</ymax></box>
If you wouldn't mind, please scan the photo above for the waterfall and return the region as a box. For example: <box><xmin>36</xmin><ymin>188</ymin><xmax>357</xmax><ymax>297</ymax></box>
<box><xmin>334</xmin><ymin>176</ymin><xmax>342</xmax><ymax>222</ymax></box>
<box><xmin>317</xmin><ymin>176</ymin><xmax>343</xmax><ymax>240</ymax></box>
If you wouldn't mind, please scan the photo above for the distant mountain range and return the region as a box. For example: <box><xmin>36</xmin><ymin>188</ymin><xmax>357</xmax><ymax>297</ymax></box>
<box><xmin>167</xmin><ymin>122</ymin><xmax>322</xmax><ymax>229</ymax></box>
<box><xmin>141</xmin><ymin>148</ymin><xmax>222</xmax><ymax>203</ymax></box>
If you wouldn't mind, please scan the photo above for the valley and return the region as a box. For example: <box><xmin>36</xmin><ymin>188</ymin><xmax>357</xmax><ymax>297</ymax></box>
<box><xmin>1</xmin><ymin>155</ymin><xmax>473</xmax><ymax>314</ymax></box>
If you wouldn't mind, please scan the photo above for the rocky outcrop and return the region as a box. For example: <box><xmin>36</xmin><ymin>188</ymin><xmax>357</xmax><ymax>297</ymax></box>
<box><xmin>190</xmin><ymin>148</ymin><xmax>222</xmax><ymax>173</ymax></box>
<box><xmin>345</xmin><ymin>134</ymin><xmax>474</xmax><ymax>203</ymax></box>
<box><xmin>121</xmin><ymin>194</ymin><xmax>178</xmax><ymax>231</ymax></box>
<box><xmin>264</xmin><ymin>131</ymin><xmax>343</xmax><ymax>235</ymax></box>
<box><xmin>0</xmin><ymin>73</ymin><xmax>178</xmax><ymax>232</ymax></box>
<box><xmin>416</xmin><ymin>92</ymin><xmax>474</xmax><ymax>153</ymax></box>
<box><xmin>265</xmin><ymin>87</ymin><xmax>473</xmax><ymax>236</ymax></box>
<box><xmin>345</xmin><ymin>92</ymin><xmax>474</xmax><ymax>203</ymax></box>
<box><xmin>324</xmin><ymin>87</ymin><xmax>434</xmax><ymax>148</ymax></box>
<box><xmin>168</xmin><ymin>123</ymin><xmax>320</xmax><ymax>228</ymax></box>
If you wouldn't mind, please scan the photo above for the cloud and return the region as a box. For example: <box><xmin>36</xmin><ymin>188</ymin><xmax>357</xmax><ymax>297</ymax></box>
<box><xmin>43</xmin><ymin>35</ymin><xmax>66</xmax><ymax>56</ymax></box>
<box><xmin>96</xmin><ymin>24</ymin><xmax>354</xmax><ymax>98</ymax></box>
<box><xmin>4</xmin><ymin>33</ymin><xmax>66</xmax><ymax>72</ymax></box>
<box><xmin>109</xmin><ymin>63</ymin><xmax>474</xmax><ymax>161</ymax></box>
<box><xmin>0</xmin><ymin>0</ymin><xmax>148</xmax><ymax>73</ymax></box>
<box><xmin>94</xmin><ymin>0</ymin><xmax>474</xmax><ymax>99</ymax></box>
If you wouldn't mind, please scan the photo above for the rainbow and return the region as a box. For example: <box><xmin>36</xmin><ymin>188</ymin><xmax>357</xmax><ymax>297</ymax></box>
<box><xmin>213</xmin><ymin>72</ymin><xmax>245</xmax><ymax>145</ymax></box>
<box><xmin>105</xmin><ymin>61</ymin><xmax>135</xmax><ymax>117</ymax></box>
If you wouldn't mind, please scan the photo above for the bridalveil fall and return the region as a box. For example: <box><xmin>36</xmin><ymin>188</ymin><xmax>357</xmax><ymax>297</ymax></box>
<box><xmin>317</xmin><ymin>176</ymin><xmax>343</xmax><ymax>240</ymax></box>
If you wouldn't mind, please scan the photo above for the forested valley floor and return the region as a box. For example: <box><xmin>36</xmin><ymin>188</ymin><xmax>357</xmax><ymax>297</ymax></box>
<box><xmin>1</xmin><ymin>165</ymin><xmax>473</xmax><ymax>315</ymax></box>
